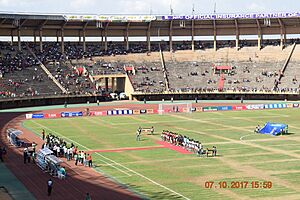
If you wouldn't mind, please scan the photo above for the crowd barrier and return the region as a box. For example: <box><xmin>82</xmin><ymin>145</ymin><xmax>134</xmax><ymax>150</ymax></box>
<box><xmin>24</xmin><ymin>103</ymin><xmax>299</xmax><ymax>119</ymax></box>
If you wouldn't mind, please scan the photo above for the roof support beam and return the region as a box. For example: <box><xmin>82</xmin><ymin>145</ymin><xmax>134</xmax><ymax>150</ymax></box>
<box><xmin>256</xmin><ymin>19</ymin><xmax>262</xmax><ymax>50</ymax></box>
<box><xmin>147</xmin><ymin>22</ymin><xmax>151</xmax><ymax>52</ymax></box>
<box><xmin>39</xmin><ymin>29</ymin><xmax>43</xmax><ymax>52</ymax></box>
<box><xmin>104</xmin><ymin>22</ymin><xmax>109</xmax><ymax>51</ymax></box>
<box><xmin>191</xmin><ymin>20</ymin><xmax>195</xmax><ymax>51</ymax></box>
<box><xmin>38</xmin><ymin>20</ymin><xmax>48</xmax><ymax>30</ymax></box>
<box><xmin>235</xmin><ymin>19</ymin><xmax>239</xmax><ymax>50</ymax></box>
<box><xmin>213</xmin><ymin>20</ymin><xmax>217</xmax><ymax>51</ymax></box>
<box><xmin>169</xmin><ymin>20</ymin><xmax>173</xmax><ymax>52</ymax></box>
<box><xmin>60</xmin><ymin>21</ymin><xmax>67</xmax><ymax>54</ymax></box>
<box><xmin>278</xmin><ymin>18</ymin><xmax>286</xmax><ymax>50</ymax></box>
<box><xmin>83</xmin><ymin>22</ymin><xmax>88</xmax><ymax>52</ymax></box>
<box><xmin>124</xmin><ymin>22</ymin><xmax>130</xmax><ymax>51</ymax></box>
<box><xmin>17</xmin><ymin>28</ymin><xmax>21</xmax><ymax>51</ymax></box>
<box><xmin>10</xmin><ymin>29</ymin><xmax>14</xmax><ymax>46</ymax></box>
<box><xmin>0</xmin><ymin>18</ymin><xmax>6</xmax><ymax>25</ymax></box>
<box><xmin>19</xmin><ymin>19</ymin><xmax>27</xmax><ymax>28</ymax></box>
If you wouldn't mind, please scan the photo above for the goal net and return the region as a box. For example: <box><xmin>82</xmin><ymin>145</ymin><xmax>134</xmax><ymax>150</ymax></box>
<box><xmin>158</xmin><ymin>102</ymin><xmax>192</xmax><ymax>114</ymax></box>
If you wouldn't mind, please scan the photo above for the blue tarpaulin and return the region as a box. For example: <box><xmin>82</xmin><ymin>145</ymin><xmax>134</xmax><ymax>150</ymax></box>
<box><xmin>258</xmin><ymin>122</ymin><xmax>288</xmax><ymax>136</ymax></box>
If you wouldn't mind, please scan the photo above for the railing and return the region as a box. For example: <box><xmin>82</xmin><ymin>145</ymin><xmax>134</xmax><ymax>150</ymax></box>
<box><xmin>132</xmin><ymin>90</ymin><xmax>300</xmax><ymax>95</ymax></box>
<box><xmin>0</xmin><ymin>93</ymin><xmax>100</xmax><ymax>102</ymax></box>
<box><xmin>159</xmin><ymin>44</ymin><xmax>170</xmax><ymax>91</ymax></box>
<box><xmin>278</xmin><ymin>42</ymin><xmax>297</xmax><ymax>83</ymax></box>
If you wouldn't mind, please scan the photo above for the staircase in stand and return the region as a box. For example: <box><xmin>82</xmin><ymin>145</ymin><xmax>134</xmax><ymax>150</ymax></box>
<box><xmin>277</xmin><ymin>43</ymin><xmax>297</xmax><ymax>85</ymax></box>
<box><xmin>26</xmin><ymin>44</ymin><xmax>68</xmax><ymax>94</ymax></box>
<box><xmin>159</xmin><ymin>45</ymin><xmax>170</xmax><ymax>91</ymax></box>
<box><xmin>218</xmin><ymin>74</ymin><xmax>225</xmax><ymax>91</ymax></box>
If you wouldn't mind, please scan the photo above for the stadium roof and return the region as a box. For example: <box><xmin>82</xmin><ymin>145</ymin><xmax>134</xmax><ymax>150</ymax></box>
<box><xmin>0</xmin><ymin>11</ymin><xmax>299</xmax><ymax>38</ymax></box>
<box><xmin>0</xmin><ymin>11</ymin><xmax>300</xmax><ymax>22</ymax></box>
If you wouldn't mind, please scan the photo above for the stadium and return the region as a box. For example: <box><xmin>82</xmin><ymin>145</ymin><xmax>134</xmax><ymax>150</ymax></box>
<box><xmin>0</xmin><ymin>6</ymin><xmax>300</xmax><ymax>200</ymax></box>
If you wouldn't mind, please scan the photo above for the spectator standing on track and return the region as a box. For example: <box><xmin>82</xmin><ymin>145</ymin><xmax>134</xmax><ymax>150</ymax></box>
<box><xmin>85</xmin><ymin>193</ymin><xmax>91</xmax><ymax>200</ymax></box>
<box><xmin>42</xmin><ymin>129</ymin><xmax>45</xmax><ymax>141</ymax></box>
<box><xmin>0</xmin><ymin>146</ymin><xmax>3</xmax><ymax>162</ymax></box>
<box><xmin>2</xmin><ymin>147</ymin><xmax>6</xmax><ymax>162</ymax></box>
<box><xmin>74</xmin><ymin>153</ymin><xmax>78</xmax><ymax>166</ymax></box>
<box><xmin>87</xmin><ymin>154</ymin><xmax>93</xmax><ymax>167</ymax></box>
<box><xmin>23</xmin><ymin>148</ymin><xmax>28</xmax><ymax>164</ymax></box>
<box><xmin>47</xmin><ymin>179</ymin><xmax>53</xmax><ymax>196</ymax></box>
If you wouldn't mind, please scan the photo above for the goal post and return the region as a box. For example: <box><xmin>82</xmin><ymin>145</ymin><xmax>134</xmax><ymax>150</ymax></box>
<box><xmin>158</xmin><ymin>102</ymin><xmax>192</xmax><ymax>114</ymax></box>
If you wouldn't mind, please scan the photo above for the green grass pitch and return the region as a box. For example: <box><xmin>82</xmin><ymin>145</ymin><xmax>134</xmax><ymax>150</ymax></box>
<box><xmin>23</xmin><ymin>109</ymin><xmax>300</xmax><ymax>200</ymax></box>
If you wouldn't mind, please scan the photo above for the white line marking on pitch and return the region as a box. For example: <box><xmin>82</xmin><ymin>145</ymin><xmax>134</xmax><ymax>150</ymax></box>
<box><xmin>30</xmin><ymin>120</ymin><xmax>190</xmax><ymax>200</ymax></box>
<box><xmin>240</xmin><ymin>134</ymin><xmax>257</xmax><ymax>141</ymax></box>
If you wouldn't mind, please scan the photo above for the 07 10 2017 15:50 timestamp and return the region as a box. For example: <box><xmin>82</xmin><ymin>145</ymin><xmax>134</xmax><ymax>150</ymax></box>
<box><xmin>204</xmin><ymin>181</ymin><xmax>273</xmax><ymax>189</ymax></box>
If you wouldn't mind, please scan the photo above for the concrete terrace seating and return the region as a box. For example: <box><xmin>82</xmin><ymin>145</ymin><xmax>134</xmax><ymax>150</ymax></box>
<box><xmin>222</xmin><ymin>61</ymin><xmax>285</xmax><ymax>92</ymax></box>
<box><xmin>0</xmin><ymin>43</ymin><xmax>61</xmax><ymax>97</ymax></box>
<box><xmin>165</xmin><ymin>61</ymin><xmax>219</xmax><ymax>92</ymax></box>
<box><xmin>277</xmin><ymin>61</ymin><xmax>300</xmax><ymax>93</ymax></box>
<box><xmin>129</xmin><ymin>62</ymin><xmax>166</xmax><ymax>93</ymax></box>
<box><xmin>44</xmin><ymin>61</ymin><xmax>96</xmax><ymax>95</ymax></box>
<box><xmin>89</xmin><ymin>60</ymin><xmax>126</xmax><ymax>75</ymax></box>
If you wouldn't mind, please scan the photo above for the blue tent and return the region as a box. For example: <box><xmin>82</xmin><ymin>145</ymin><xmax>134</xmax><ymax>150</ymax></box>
<box><xmin>258</xmin><ymin>122</ymin><xmax>288</xmax><ymax>136</ymax></box>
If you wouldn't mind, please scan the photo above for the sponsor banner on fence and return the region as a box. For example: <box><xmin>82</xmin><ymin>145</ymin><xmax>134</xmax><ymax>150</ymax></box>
<box><xmin>133</xmin><ymin>110</ymin><xmax>140</xmax><ymax>115</ymax></box>
<box><xmin>202</xmin><ymin>106</ymin><xmax>218</xmax><ymax>112</ymax></box>
<box><xmin>232</xmin><ymin>105</ymin><xmax>247</xmax><ymax>110</ymax></box>
<box><xmin>191</xmin><ymin>107</ymin><xmax>197</xmax><ymax>112</ymax></box>
<box><xmin>217</xmin><ymin>106</ymin><xmax>233</xmax><ymax>111</ymax></box>
<box><xmin>140</xmin><ymin>109</ymin><xmax>147</xmax><ymax>114</ymax></box>
<box><xmin>293</xmin><ymin>103</ymin><xmax>299</xmax><ymax>108</ymax></box>
<box><xmin>44</xmin><ymin>113</ymin><xmax>60</xmax><ymax>118</ymax></box>
<box><xmin>246</xmin><ymin>104</ymin><xmax>264</xmax><ymax>110</ymax></box>
<box><xmin>61</xmin><ymin>112</ymin><xmax>83</xmax><ymax>118</ymax></box>
<box><xmin>182</xmin><ymin>108</ymin><xmax>189</xmax><ymax>112</ymax></box>
<box><xmin>107</xmin><ymin>110</ymin><xmax>133</xmax><ymax>115</ymax></box>
<box><xmin>31</xmin><ymin>114</ymin><xmax>44</xmax><ymax>119</ymax></box>
<box><xmin>89</xmin><ymin>111</ymin><xmax>106</xmax><ymax>116</ymax></box>
<box><xmin>196</xmin><ymin>107</ymin><xmax>203</xmax><ymax>112</ymax></box>
<box><xmin>264</xmin><ymin>104</ymin><xmax>287</xmax><ymax>109</ymax></box>
<box><xmin>25</xmin><ymin>114</ymin><xmax>32</xmax><ymax>119</ymax></box>
<box><xmin>146</xmin><ymin>109</ymin><xmax>154</xmax><ymax>114</ymax></box>
<box><xmin>287</xmin><ymin>103</ymin><xmax>293</xmax><ymax>108</ymax></box>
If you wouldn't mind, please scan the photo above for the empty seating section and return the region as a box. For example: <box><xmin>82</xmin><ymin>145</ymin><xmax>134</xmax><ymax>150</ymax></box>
<box><xmin>165</xmin><ymin>61</ymin><xmax>218</xmax><ymax>92</ymax></box>
<box><xmin>278</xmin><ymin>61</ymin><xmax>300</xmax><ymax>92</ymax></box>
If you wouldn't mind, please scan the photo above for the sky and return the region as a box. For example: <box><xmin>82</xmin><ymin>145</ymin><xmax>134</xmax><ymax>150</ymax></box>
<box><xmin>0</xmin><ymin>0</ymin><xmax>299</xmax><ymax>15</ymax></box>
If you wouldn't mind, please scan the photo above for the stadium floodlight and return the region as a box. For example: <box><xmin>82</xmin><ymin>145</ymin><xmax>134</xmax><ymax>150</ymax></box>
<box><xmin>192</xmin><ymin>3</ymin><xmax>195</xmax><ymax>15</ymax></box>
<box><xmin>170</xmin><ymin>0</ymin><xmax>174</xmax><ymax>15</ymax></box>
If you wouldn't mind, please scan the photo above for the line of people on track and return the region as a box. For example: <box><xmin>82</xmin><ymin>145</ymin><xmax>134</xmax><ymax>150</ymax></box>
<box><xmin>42</xmin><ymin>132</ymin><xmax>93</xmax><ymax>167</ymax></box>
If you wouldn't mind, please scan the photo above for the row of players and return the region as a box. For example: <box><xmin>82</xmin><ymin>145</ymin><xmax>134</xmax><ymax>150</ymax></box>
<box><xmin>161</xmin><ymin>130</ymin><xmax>217</xmax><ymax>157</ymax></box>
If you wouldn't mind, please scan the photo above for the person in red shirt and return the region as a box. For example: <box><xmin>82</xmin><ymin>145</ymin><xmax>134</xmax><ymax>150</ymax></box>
<box><xmin>87</xmin><ymin>154</ymin><xmax>92</xmax><ymax>168</ymax></box>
